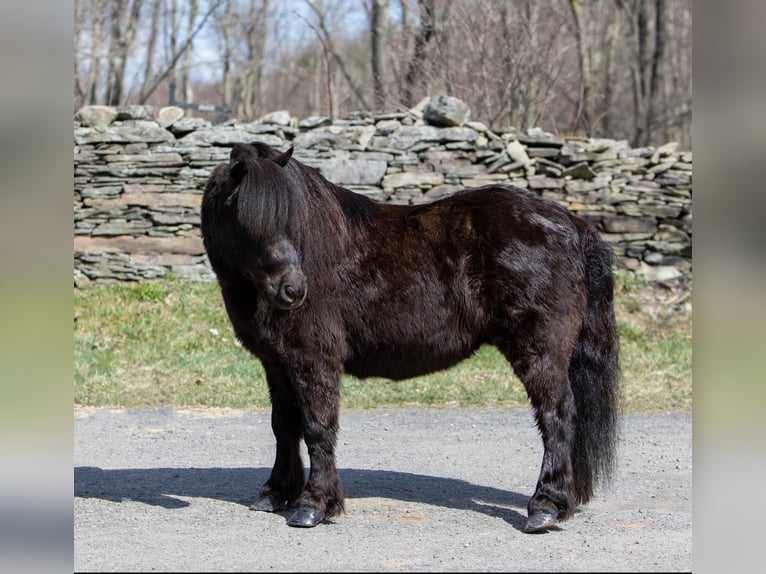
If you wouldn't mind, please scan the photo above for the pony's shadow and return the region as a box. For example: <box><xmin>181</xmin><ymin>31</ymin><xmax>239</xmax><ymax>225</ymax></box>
<box><xmin>74</xmin><ymin>466</ymin><xmax>531</xmax><ymax>531</ymax></box>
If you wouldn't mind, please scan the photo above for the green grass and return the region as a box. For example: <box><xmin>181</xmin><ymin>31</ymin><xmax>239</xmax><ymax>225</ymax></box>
<box><xmin>74</xmin><ymin>274</ymin><xmax>691</xmax><ymax>413</ymax></box>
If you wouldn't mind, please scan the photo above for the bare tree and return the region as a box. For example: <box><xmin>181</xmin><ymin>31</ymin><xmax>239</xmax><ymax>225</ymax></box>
<box><xmin>494</xmin><ymin>1</ymin><xmax>561</xmax><ymax>131</ymax></box>
<box><xmin>370</xmin><ymin>0</ymin><xmax>389</xmax><ymax>110</ymax></box>
<box><xmin>180</xmin><ymin>0</ymin><xmax>200</xmax><ymax>103</ymax></box>
<box><xmin>138</xmin><ymin>0</ymin><xmax>224</xmax><ymax>104</ymax></box>
<box><xmin>568</xmin><ymin>0</ymin><xmax>594</xmax><ymax>135</ymax></box>
<box><xmin>105</xmin><ymin>0</ymin><xmax>144</xmax><ymax>105</ymax></box>
<box><xmin>664</xmin><ymin>0</ymin><xmax>692</xmax><ymax>147</ymax></box>
<box><xmin>305</xmin><ymin>0</ymin><xmax>370</xmax><ymax>111</ymax></box>
<box><xmin>220</xmin><ymin>0</ymin><xmax>235</xmax><ymax>107</ymax></box>
<box><xmin>615</xmin><ymin>0</ymin><xmax>679</xmax><ymax>145</ymax></box>
<box><xmin>402</xmin><ymin>0</ymin><xmax>435</xmax><ymax>105</ymax></box>
<box><xmin>74</xmin><ymin>0</ymin><xmax>87</xmax><ymax>105</ymax></box>
<box><xmin>601</xmin><ymin>0</ymin><xmax>622</xmax><ymax>135</ymax></box>
<box><xmin>139</xmin><ymin>0</ymin><xmax>162</xmax><ymax>102</ymax></box>
<box><xmin>239</xmin><ymin>0</ymin><xmax>271</xmax><ymax>118</ymax></box>
<box><xmin>167</xmin><ymin>0</ymin><xmax>202</xmax><ymax>104</ymax></box>
<box><xmin>648</xmin><ymin>0</ymin><xmax>667</xmax><ymax>142</ymax></box>
<box><xmin>74</xmin><ymin>0</ymin><xmax>110</xmax><ymax>107</ymax></box>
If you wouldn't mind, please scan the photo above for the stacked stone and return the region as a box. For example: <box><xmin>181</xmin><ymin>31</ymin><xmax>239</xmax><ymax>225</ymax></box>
<box><xmin>73</xmin><ymin>95</ymin><xmax>691</xmax><ymax>285</ymax></box>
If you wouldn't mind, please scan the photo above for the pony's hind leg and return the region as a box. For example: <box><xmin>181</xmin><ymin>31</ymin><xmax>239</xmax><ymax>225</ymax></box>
<box><xmin>250</xmin><ymin>369</ymin><xmax>305</xmax><ymax>513</ymax></box>
<box><xmin>498</xmin><ymin>326</ymin><xmax>579</xmax><ymax>533</ymax></box>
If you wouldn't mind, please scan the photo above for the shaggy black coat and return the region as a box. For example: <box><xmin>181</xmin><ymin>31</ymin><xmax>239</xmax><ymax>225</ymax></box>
<box><xmin>201</xmin><ymin>142</ymin><xmax>620</xmax><ymax>533</ymax></box>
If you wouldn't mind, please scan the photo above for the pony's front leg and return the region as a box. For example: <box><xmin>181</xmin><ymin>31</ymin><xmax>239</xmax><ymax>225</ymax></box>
<box><xmin>250</xmin><ymin>369</ymin><xmax>305</xmax><ymax>513</ymax></box>
<box><xmin>285</xmin><ymin>364</ymin><xmax>344</xmax><ymax>528</ymax></box>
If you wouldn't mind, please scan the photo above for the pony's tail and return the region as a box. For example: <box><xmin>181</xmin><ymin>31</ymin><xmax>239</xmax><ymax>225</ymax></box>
<box><xmin>569</xmin><ymin>222</ymin><xmax>621</xmax><ymax>506</ymax></box>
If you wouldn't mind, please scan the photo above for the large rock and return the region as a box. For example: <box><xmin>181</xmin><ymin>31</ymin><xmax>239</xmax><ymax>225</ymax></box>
<box><xmin>382</xmin><ymin>171</ymin><xmax>444</xmax><ymax>189</ymax></box>
<box><xmin>638</xmin><ymin>263</ymin><xmax>683</xmax><ymax>282</ymax></box>
<box><xmin>602</xmin><ymin>216</ymin><xmax>657</xmax><ymax>234</ymax></box>
<box><xmin>74</xmin><ymin>235</ymin><xmax>205</xmax><ymax>255</ymax></box>
<box><xmin>387</xmin><ymin>125</ymin><xmax>479</xmax><ymax>149</ymax></box>
<box><xmin>169</xmin><ymin>116</ymin><xmax>210</xmax><ymax>135</ymax></box>
<box><xmin>506</xmin><ymin>139</ymin><xmax>531</xmax><ymax>166</ymax></box>
<box><xmin>302</xmin><ymin>152</ymin><xmax>388</xmax><ymax>185</ymax></box>
<box><xmin>75</xmin><ymin>105</ymin><xmax>117</xmax><ymax>128</ymax></box>
<box><xmin>114</xmin><ymin>105</ymin><xmax>155</xmax><ymax>121</ymax></box>
<box><xmin>75</xmin><ymin>121</ymin><xmax>174</xmax><ymax>144</ymax></box>
<box><xmin>298</xmin><ymin>116</ymin><xmax>332</xmax><ymax>129</ymax></box>
<box><xmin>293</xmin><ymin>125</ymin><xmax>375</xmax><ymax>149</ymax></box>
<box><xmin>422</xmin><ymin>95</ymin><xmax>470</xmax><ymax>127</ymax></box>
<box><xmin>84</xmin><ymin>192</ymin><xmax>201</xmax><ymax>209</ymax></box>
<box><xmin>180</xmin><ymin>127</ymin><xmax>282</xmax><ymax>147</ymax></box>
<box><xmin>255</xmin><ymin>110</ymin><xmax>292</xmax><ymax>126</ymax></box>
<box><xmin>385</xmin><ymin>126</ymin><xmax>439</xmax><ymax>149</ymax></box>
<box><xmin>157</xmin><ymin>106</ymin><xmax>185</xmax><ymax>129</ymax></box>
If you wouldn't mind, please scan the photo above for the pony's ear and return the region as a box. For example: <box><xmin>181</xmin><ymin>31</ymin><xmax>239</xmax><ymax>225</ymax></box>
<box><xmin>230</xmin><ymin>159</ymin><xmax>246</xmax><ymax>186</ymax></box>
<box><xmin>274</xmin><ymin>147</ymin><xmax>293</xmax><ymax>167</ymax></box>
<box><xmin>230</xmin><ymin>143</ymin><xmax>255</xmax><ymax>165</ymax></box>
<box><xmin>224</xmin><ymin>161</ymin><xmax>245</xmax><ymax>207</ymax></box>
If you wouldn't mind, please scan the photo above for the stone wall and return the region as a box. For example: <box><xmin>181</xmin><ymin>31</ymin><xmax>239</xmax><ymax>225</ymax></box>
<box><xmin>74</xmin><ymin>97</ymin><xmax>691</xmax><ymax>286</ymax></box>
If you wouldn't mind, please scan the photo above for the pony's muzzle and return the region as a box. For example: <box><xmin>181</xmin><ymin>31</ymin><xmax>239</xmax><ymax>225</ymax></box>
<box><xmin>275</xmin><ymin>274</ymin><xmax>307</xmax><ymax>310</ymax></box>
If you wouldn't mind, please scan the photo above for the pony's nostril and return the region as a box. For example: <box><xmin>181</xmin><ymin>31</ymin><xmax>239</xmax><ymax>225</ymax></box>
<box><xmin>279</xmin><ymin>284</ymin><xmax>295</xmax><ymax>303</ymax></box>
<box><xmin>284</xmin><ymin>284</ymin><xmax>297</xmax><ymax>299</ymax></box>
<box><xmin>279</xmin><ymin>281</ymin><xmax>305</xmax><ymax>307</ymax></box>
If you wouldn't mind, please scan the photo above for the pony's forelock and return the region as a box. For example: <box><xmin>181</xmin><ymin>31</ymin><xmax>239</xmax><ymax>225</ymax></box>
<box><xmin>234</xmin><ymin>155</ymin><xmax>302</xmax><ymax>244</ymax></box>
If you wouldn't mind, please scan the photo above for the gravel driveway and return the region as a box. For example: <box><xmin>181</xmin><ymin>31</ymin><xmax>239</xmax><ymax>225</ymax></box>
<box><xmin>74</xmin><ymin>406</ymin><xmax>691</xmax><ymax>572</ymax></box>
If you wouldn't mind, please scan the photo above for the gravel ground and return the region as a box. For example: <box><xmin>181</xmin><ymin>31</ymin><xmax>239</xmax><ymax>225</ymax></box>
<box><xmin>74</xmin><ymin>406</ymin><xmax>691</xmax><ymax>572</ymax></box>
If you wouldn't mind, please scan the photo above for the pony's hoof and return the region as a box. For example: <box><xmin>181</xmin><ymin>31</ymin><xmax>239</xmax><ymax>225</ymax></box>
<box><xmin>523</xmin><ymin>511</ymin><xmax>558</xmax><ymax>533</ymax></box>
<box><xmin>286</xmin><ymin>506</ymin><xmax>326</xmax><ymax>528</ymax></box>
<box><xmin>249</xmin><ymin>493</ymin><xmax>287</xmax><ymax>513</ymax></box>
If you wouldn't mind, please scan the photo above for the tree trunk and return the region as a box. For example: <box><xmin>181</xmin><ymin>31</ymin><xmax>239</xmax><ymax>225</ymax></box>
<box><xmin>305</xmin><ymin>0</ymin><xmax>369</xmax><ymax>111</ymax></box>
<box><xmin>169</xmin><ymin>0</ymin><xmax>181</xmax><ymax>102</ymax></box>
<box><xmin>74</xmin><ymin>0</ymin><xmax>86</xmax><ymax>105</ymax></box>
<box><xmin>180</xmin><ymin>0</ymin><xmax>199</xmax><ymax>103</ymax></box>
<box><xmin>648</xmin><ymin>0</ymin><xmax>666</xmax><ymax>143</ymax></box>
<box><xmin>105</xmin><ymin>0</ymin><xmax>144</xmax><ymax>105</ymax></box>
<box><xmin>137</xmin><ymin>0</ymin><xmax>224</xmax><ymax>105</ymax></box>
<box><xmin>602</xmin><ymin>1</ymin><xmax>621</xmax><ymax>135</ymax></box>
<box><xmin>241</xmin><ymin>0</ymin><xmax>270</xmax><ymax>119</ymax></box>
<box><xmin>403</xmin><ymin>0</ymin><xmax>435</xmax><ymax>106</ymax></box>
<box><xmin>520</xmin><ymin>0</ymin><xmax>542</xmax><ymax>130</ymax></box>
<box><xmin>105</xmin><ymin>0</ymin><xmax>126</xmax><ymax>105</ymax></box>
<box><xmin>221</xmin><ymin>0</ymin><xmax>234</xmax><ymax>108</ymax></box>
<box><xmin>635</xmin><ymin>0</ymin><xmax>651</xmax><ymax>145</ymax></box>
<box><xmin>371</xmin><ymin>0</ymin><xmax>388</xmax><ymax>110</ymax></box>
<box><xmin>139</xmin><ymin>0</ymin><xmax>161</xmax><ymax>103</ymax></box>
<box><xmin>88</xmin><ymin>1</ymin><xmax>105</xmax><ymax>105</ymax></box>
<box><xmin>568</xmin><ymin>0</ymin><xmax>593</xmax><ymax>136</ymax></box>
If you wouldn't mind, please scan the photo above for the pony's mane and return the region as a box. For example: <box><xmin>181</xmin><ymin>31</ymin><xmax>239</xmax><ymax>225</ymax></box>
<box><xmin>288</xmin><ymin>154</ymin><xmax>377</xmax><ymax>227</ymax></box>
<box><xmin>230</xmin><ymin>144</ymin><xmax>302</xmax><ymax>244</ymax></box>
<box><xmin>328</xmin><ymin>181</ymin><xmax>377</xmax><ymax>227</ymax></box>
<box><xmin>231</xmin><ymin>141</ymin><xmax>377</xmax><ymax>244</ymax></box>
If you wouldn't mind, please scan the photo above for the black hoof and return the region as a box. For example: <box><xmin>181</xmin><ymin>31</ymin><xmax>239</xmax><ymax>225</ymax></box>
<box><xmin>249</xmin><ymin>492</ymin><xmax>288</xmax><ymax>513</ymax></box>
<box><xmin>286</xmin><ymin>506</ymin><xmax>326</xmax><ymax>528</ymax></box>
<box><xmin>523</xmin><ymin>510</ymin><xmax>558</xmax><ymax>533</ymax></box>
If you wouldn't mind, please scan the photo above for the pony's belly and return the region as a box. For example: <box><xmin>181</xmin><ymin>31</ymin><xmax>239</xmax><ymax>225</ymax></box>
<box><xmin>344</xmin><ymin>344</ymin><xmax>477</xmax><ymax>381</ymax></box>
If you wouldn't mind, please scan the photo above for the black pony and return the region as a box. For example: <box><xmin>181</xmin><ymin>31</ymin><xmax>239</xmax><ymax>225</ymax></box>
<box><xmin>201</xmin><ymin>141</ymin><xmax>620</xmax><ymax>533</ymax></box>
